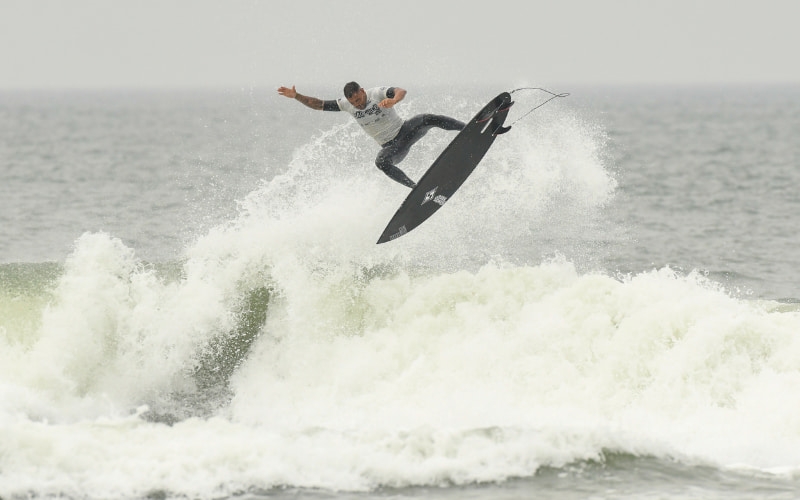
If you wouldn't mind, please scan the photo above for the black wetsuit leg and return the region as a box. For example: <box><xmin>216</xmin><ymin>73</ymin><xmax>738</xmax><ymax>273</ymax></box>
<box><xmin>375</xmin><ymin>114</ymin><xmax>466</xmax><ymax>188</ymax></box>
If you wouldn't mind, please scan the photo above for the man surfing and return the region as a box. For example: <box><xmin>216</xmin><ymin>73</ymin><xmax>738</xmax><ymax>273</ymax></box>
<box><xmin>277</xmin><ymin>82</ymin><xmax>465</xmax><ymax>188</ymax></box>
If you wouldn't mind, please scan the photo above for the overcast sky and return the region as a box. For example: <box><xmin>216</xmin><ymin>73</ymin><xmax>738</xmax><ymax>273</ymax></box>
<box><xmin>2</xmin><ymin>0</ymin><xmax>799</xmax><ymax>89</ymax></box>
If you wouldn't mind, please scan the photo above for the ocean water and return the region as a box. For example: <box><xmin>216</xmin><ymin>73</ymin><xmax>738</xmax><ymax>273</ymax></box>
<box><xmin>1</xmin><ymin>84</ymin><xmax>800</xmax><ymax>499</ymax></box>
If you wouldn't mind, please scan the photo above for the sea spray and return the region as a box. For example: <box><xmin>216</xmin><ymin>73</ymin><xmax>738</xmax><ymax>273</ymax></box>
<box><xmin>6</xmin><ymin>90</ymin><xmax>799</xmax><ymax>498</ymax></box>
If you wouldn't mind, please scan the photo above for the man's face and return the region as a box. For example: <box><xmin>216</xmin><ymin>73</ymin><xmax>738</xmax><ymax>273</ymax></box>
<box><xmin>347</xmin><ymin>88</ymin><xmax>367</xmax><ymax>110</ymax></box>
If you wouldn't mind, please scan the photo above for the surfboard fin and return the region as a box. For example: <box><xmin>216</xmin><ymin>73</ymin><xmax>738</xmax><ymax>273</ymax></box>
<box><xmin>491</xmin><ymin>100</ymin><xmax>513</xmax><ymax>135</ymax></box>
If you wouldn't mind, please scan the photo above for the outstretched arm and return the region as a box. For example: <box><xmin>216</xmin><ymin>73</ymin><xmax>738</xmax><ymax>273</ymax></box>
<box><xmin>277</xmin><ymin>85</ymin><xmax>326</xmax><ymax>110</ymax></box>
<box><xmin>379</xmin><ymin>87</ymin><xmax>407</xmax><ymax>109</ymax></box>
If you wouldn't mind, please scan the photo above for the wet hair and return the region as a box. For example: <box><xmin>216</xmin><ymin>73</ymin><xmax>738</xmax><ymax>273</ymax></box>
<box><xmin>343</xmin><ymin>81</ymin><xmax>361</xmax><ymax>98</ymax></box>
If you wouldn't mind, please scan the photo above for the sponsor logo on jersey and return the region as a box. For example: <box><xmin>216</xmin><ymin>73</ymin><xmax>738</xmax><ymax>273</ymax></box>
<box><xmin>353</xmin><ymin>104</ymin><xmax>382</xmax><ymax>119</ymax></box>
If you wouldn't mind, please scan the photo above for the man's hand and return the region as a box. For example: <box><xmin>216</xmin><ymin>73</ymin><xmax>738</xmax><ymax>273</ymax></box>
<box><xmin>379</xmin><ymin>87</ymin><xmax>407</xmax><ymax>109</ymax></box>
<box><xmin>277</xmin><ymin>85</ymin><xmax>324</xmax><ymax>110</ymax></box>
<box><xmin>277</xmin><ymin>85</ymin><xmax>297</xmax><ymax>99</ymax></box>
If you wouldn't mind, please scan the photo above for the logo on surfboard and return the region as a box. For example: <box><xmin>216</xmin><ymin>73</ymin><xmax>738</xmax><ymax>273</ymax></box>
<box><xmin>422</xmin><ymin>187</ymin><xmax>448</xmax><ymax>207</ymax></box>
<box><xmin>422</xmin><ymin>187</ymin><xmax>438</xmax><ymax>205</ymax></box>
<box><xmin>389</xmin><ymin>225</ymin><xmax>408</xmax><ymax>240</ymax></box>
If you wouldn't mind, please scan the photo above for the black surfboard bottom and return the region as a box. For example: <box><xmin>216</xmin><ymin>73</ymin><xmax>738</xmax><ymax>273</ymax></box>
<box><xmin>377</xmin><ymin>92</ymin><xmax>513</xmax><ymax>244</ymax></box>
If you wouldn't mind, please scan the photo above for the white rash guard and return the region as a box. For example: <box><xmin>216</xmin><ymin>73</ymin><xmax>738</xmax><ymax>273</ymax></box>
<box><xmin>328</xmin><ymin>87</ymin><xmax>404</xmax><ymax>145</ymax></box>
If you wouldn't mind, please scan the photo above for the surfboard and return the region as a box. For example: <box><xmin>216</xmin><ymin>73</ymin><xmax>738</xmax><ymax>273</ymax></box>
<box><xmin>376</xmin><ymin>92</ymin><xmax>514</xmax><ymax>244</ymax></box>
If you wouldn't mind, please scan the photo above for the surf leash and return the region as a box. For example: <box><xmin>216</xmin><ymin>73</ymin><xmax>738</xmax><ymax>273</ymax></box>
<box><xmin>506</xmin><ymin>87</ymin><xmax>570</xmax><ymax>127</ymax></box>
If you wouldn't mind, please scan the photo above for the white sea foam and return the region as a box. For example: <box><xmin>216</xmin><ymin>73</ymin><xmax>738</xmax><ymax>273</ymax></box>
<box><xmin>2</xmin><ymin>93</ymin><xmax>800</xmax><ymax>498</ymax></box>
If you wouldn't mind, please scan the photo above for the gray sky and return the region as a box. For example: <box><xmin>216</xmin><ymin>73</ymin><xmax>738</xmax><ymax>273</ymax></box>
<box><xmin>2</xmin><ymin>0</ymin><xmax>799</xmax><ymax>89</ymax></box>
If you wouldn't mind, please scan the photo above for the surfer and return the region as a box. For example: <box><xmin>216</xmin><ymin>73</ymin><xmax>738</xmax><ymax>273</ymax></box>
<box><xmin>277</xmin><ymin>82</ymin><xmax>465</xmax><ymax>188</ymax></box>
